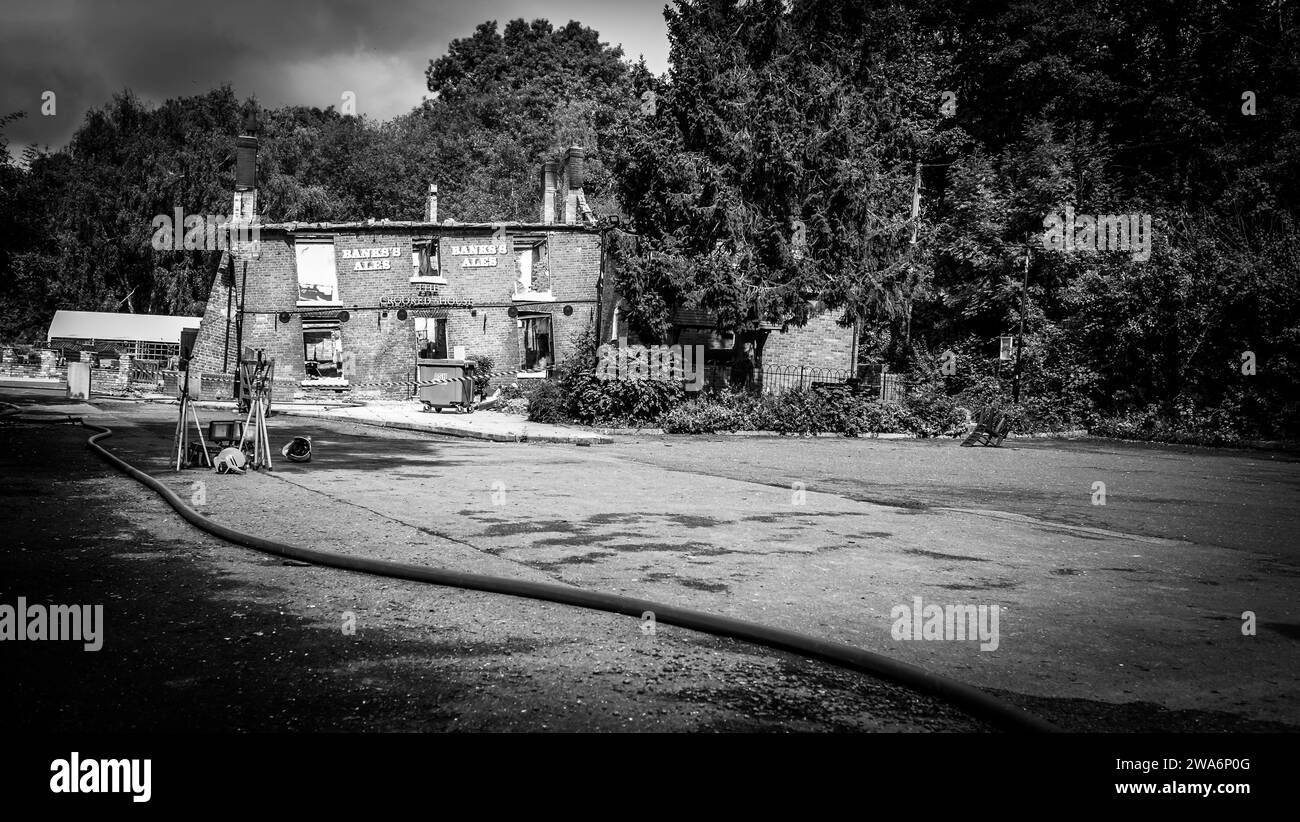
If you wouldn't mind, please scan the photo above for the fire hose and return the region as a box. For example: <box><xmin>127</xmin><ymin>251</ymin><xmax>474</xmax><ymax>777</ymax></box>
<box><xmin>1</xmin><ymin>407</ymin><xmax>1058</xmax><ymax>733</ymax></box>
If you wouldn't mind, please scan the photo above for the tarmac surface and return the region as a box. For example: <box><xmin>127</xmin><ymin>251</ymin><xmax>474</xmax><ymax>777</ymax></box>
<box><xmin>1</xmin><ymin>389</ymin><xmax>1296</xmax><ymax>732</ymax></box>
<box><xmin>273</xmin><ymin>399</ymin><xmax>614</xmax><ymax>444</ymax></box>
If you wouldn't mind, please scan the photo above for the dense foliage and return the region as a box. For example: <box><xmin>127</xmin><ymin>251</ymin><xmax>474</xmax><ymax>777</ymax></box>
<box><xmin>606</xmin><ymin>0</ymin><xmax>1300</xmax><ymax>440</ymax></box>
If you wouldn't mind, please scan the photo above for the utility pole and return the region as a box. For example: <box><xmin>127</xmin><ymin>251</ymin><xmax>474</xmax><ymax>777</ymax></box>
<box><xmin>1012</xmin><ymin>245</ymin><xmax>1029</xmax><ymax>404</ymax></box>
<box><xmin>233</xmin><ymin>259</ymin><xmax>247</xmax><ymax>408</ymax></box>
<box><xmin>904</xmin><ymin>160</ymin><xmax>922</xmax><ymax>348</ymax></box>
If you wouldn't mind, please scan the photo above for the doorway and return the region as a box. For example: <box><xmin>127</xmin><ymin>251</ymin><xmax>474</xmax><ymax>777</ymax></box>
<box><xmin>415</xmin><ymin>316</ymin><xmax>448</xmax><ymax>360</ymax></box>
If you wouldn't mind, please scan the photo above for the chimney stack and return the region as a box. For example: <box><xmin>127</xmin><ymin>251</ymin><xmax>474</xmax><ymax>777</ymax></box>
<box><xmin>232</xmin><ymin>135</ymin><xmax>258</xmax><ymax>226</ymax></box>
<box><xmin>562</xmin><ymin>146</ymin><xmax>585</xmax><ymax>225</ymax></box>
<box><xmin>565</xmin><ymin>145</ymin><xmax>585</xmax><ymax>190</ymax></box>
<box><xmin>427</xmin><ymin>183</ymin><xmax>438</xmax><ymax>222</ymax></box>
<box><xmin>541</xmin><ymin>161</ymin><xmax>559</xmax><ymax>224</ymax></box>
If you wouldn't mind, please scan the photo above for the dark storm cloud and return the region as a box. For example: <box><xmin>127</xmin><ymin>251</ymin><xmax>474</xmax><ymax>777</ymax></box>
<box><xmin>0</xmin><ymin>0</ymin><xmax>668</xmax><ymax>156</ymax></box>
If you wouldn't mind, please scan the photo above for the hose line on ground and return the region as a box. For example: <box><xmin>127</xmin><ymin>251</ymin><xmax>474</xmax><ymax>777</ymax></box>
<box><xmin>4</xmin><ymin>408</ymin><xmax>1058</xmax><ymax>733</ymax></box>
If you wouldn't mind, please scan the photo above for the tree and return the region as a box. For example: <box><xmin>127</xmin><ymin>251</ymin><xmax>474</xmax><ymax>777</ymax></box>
<box><xmin>419</xmin><ymin>18</ymin><xmax>635</xmax><ymax>221</ymax></box>
<box><xmin>605</xmin><ymin>0</ymin><xmax>954</xmax><ymax>345</ymax></box>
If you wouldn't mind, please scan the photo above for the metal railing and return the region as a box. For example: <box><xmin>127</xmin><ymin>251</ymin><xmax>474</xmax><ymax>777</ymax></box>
<box><xmin>757</xmin><ymin>362</ymin><xmax>855</xmax><ymax>394</ymax></box>
<box><xmin>880</xmin><ymin>372</ymin><xmax>904</xmax><ymax>404</ymax></box>
<box><xmin>698</xmin><ymin>360</ymin><xmax>907</xmax><ymax>402</ymax></box>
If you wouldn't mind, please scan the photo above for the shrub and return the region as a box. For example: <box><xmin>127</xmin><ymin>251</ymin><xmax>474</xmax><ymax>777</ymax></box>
<box><xmin>522</xmin><ymin>371</ymin><xmax>686</xmax><ymax>426</ymax></box>
<box><xmin>1000</xmin><ymin>396</ymin><xmax>1078</xmax><ymax>434</ymax></box>
<box><xmin>951</xmin><ymin>374</ymin><xmax>1005</xmax><ymax>411</ymax></box>
<box><xmin>759</xmin><ymin>389</ymin><xmax>817</xmax><ymax>433</ymax></box>
<box><xmin>564</xmin><ymin>372</ymin><xmax>684</xmax><ymax>424</ymax></box>
<box><xmin>661</xmin><ymin>391</ymin><xmax>755</xmax><ymax>433</ymax></box>
<box><xmin>498</xmin><ymin>381</ymin><xmax>540</xmax><ymax>401</ymax></box>
<box><xmin>742</xmin><ymin>386</ymin><xmax>872</xmax><ymax>434</ymax></box>
<box><xmin>662</xmin><ymin>397</ymin><xmax>742</xmax><ymax>433</ymax></box>
<box><xmin>525</xmin><ymin>380</ymin><xmax>569</xmax><ymax>423</ymax></box>
<box><xmin>560</xmin><ymin>324</ymin><xmax>599</xmax><ymax>373</ymax></box>
<box><xmin>900</xmin><ymin>378</ymin><xmax>967</xmax><ymax>438</ymax></box>
<box><xmin>1091</xmin><ymin>401</ymin><xmax>1244</xmax><ymax>446</ymax></box>
<box><xmin>464</xmin><ymin>353</ymin><xmax>494</xmax><ymax>399</ymax></box>
<box><xmin>659</xmin><ymin>388</ymin><xmax>935</xmax><ymax>437</ymax></box>
<box><xmin>857</xmin><ymin>400</ymin><xmax>914</xmax><ymax>434</ymax></box>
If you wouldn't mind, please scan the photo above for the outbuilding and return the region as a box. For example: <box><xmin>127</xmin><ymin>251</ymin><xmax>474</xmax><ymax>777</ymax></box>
<box><xmin>46</xmin><ymin>310</ymin><xmax>201</xmax><ymax>365</ymax></box>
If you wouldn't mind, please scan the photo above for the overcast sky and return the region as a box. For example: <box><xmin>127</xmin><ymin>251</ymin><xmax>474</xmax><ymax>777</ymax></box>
<box><xmin>0</xmin><ymin>0</ymin><xmax>671</xmax><ymax>158</ymax></box>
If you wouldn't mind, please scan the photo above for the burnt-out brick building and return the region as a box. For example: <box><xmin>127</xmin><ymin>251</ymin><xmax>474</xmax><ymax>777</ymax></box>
<box><xmin>191</xmin><ymin>143</ymin><xmax>607</xmax><ymax>399</ymax></box>
<box><xmin>192</xmin><ymin>137</ymin><xmax>857</xmax><ymax>400</ymax></box>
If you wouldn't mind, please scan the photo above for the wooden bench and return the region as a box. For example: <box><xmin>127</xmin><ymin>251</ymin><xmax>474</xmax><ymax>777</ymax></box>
<box><xmin>961</xmin><ymin>405</ymin><xmax>1009</xmax><ymax>447</ymax></box>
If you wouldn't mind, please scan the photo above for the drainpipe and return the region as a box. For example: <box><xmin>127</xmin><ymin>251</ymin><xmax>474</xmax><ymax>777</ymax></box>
<box><xmin>234</xmin><ymin>260</ymin><xmax>247</xmax><ymax>405</ymax></box>
<box><xmin>223</xmin><ymin>276</ymin><xmax>232</xmax><ymax>372</ymax></box>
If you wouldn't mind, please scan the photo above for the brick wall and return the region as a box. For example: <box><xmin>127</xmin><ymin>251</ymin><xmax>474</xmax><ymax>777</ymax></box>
<box><xmin>191</xmin><ymin>236</ymin><xmax>303</xmax><ymax>390</ymax></box>
<box><xmin>191</xmin><ymin>226</ymin><xmax>603</xmax><ymax>398</ymax></box>
<box><xmin>760</xmin><ymin>311</ymin><xmax>857</xmax><ymax>372</ymax></box>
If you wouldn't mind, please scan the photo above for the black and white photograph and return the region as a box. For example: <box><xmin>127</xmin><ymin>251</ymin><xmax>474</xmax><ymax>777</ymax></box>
<box><xmin>0</xmin><ymin>0</ymin><xmax>1293</xmax><ymax>805</ymax></box>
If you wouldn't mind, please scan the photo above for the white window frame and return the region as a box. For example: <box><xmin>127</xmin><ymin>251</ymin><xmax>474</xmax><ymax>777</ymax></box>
<box><xmin>511</xmin><ymin>237</ymin><xmax>554</xmax><ymax>302</ymax></box>
<box><xmin>301</xmin><ymin>320</ymin><xmax>348</xmax><ymax>386</ymax></box>
<box><xmin>295</xmin><ymin>237</ymin><xmax>341</xmax><ymax>307</ymax></box>
<box><xmin>516</xmin><ymin>313</ymin><xmax>554</xmax><ymax>378</ymax></box>
<box><xmin>414</xmin><ymin>316</ymin><xmax>449</xmax><ymax>359</ymax></box>
<box><xmin>410</xmin><ymin>238</ymin><xmax>447</xmax><ymax>285</ymax></box>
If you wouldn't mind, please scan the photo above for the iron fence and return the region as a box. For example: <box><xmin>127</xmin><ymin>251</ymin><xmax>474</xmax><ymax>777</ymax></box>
<box><xmin>696</xmin><ymin>360</ymin><xmax>909</xmax><ymax>402</ymax></box>
<box><xmin>880</xmin><ymin>372</ymin><xmax>904</xmax><ymax>404</ymax></box>
<box><xmin>756</xmin><ymin>362</ymin><xmax>854</xmax><ymax>394</ymax></box>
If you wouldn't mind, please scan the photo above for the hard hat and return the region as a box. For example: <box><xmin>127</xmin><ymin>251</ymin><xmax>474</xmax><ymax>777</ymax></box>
<box><xmin>214</xmin><ymin>446</ymin><xmax>248</xmax><ymax>474</ymax></box>
<box><xmin>281</xmin><ymin>436</ymin><xmax>312</xmax><ymax>463</ymax></box>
